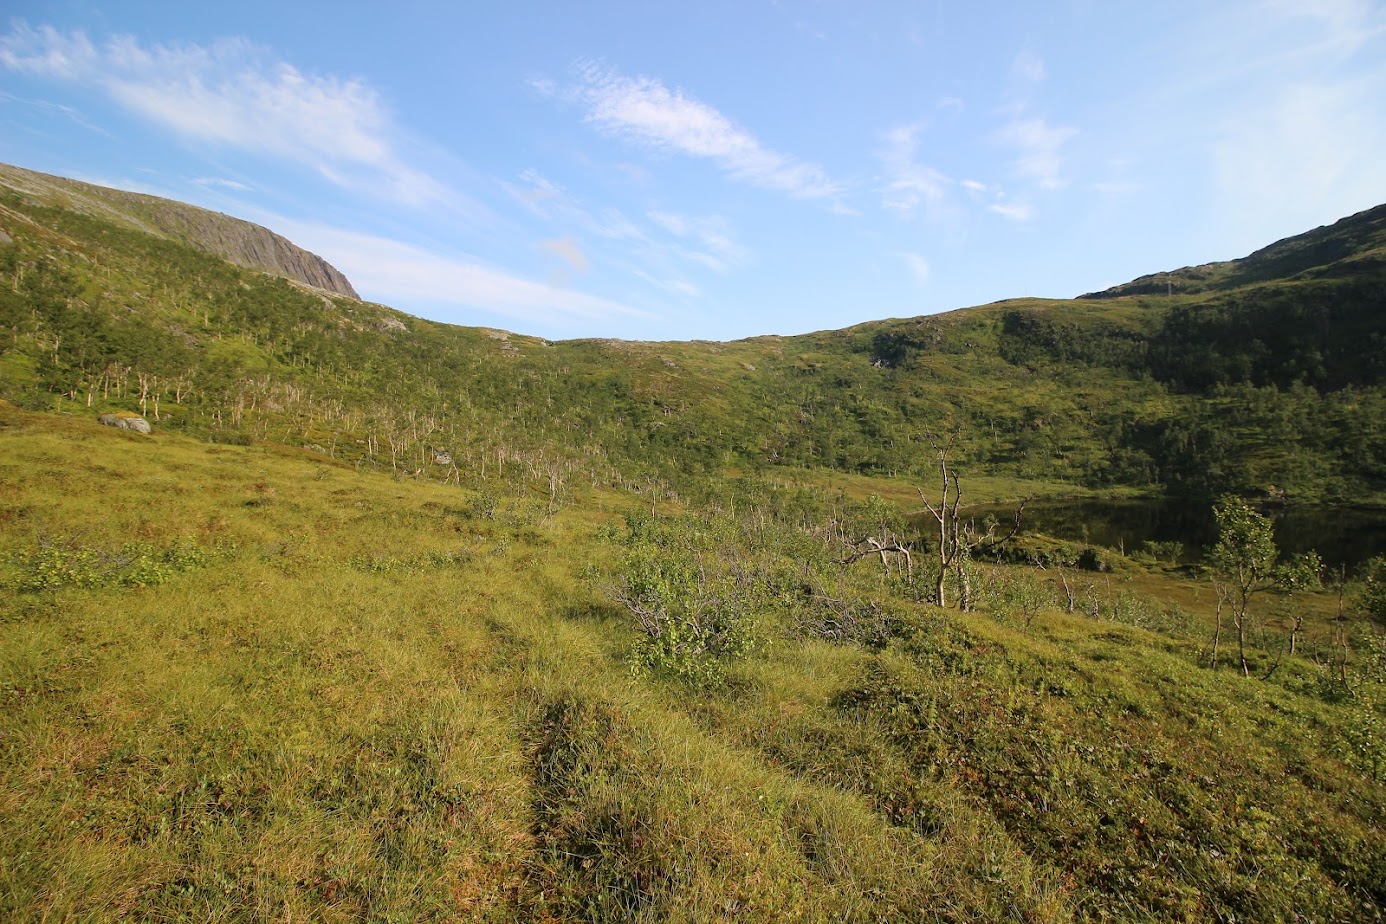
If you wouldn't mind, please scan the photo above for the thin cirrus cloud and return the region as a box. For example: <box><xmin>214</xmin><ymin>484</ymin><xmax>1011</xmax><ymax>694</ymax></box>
<box><xmin>542</xmin><ymin>236</ymin><xmax>591</xmax><ymax>274</ymax></box>
<box><xmin>192</xmin><ymin>176</ymin><xmax>253</xmax><ymax>192</ymax></box>
<box><xmin>1011</xmin><ymin>49</ymin><xmax>1047</xmax><ymax>84</ymax></box>
<box><xmin>0</xmin><ymin>88</ymin><xmax>111</xmax><ymax>135</ymax></box>
<box><xmin>506</xmin><ymin>169</ymin><xmax>747</xmax><ymax>287</ymax></box>
<box><xmin>879</xmin><ymin>122</ymin><xmax>951</xmax><ymax>217</ymax></box>
<box><xmin>881</xmin><ymin>123</ymin><xmax>1036</xmax><ymax>223</ymax></box>
<box><xmin>896</xmin><ymin>251</ymin><xmax>931</xmax><ymax>283</ymax></box>
<box><xmin>1268</xmin><ymin>0</ymin><xmax>1385</xmax><ymax>54</ymax></box>
<box><xmin>647</xmin><ymin>209</ymin><xmax>750</xmax><ymax>273</ymax></box>
<box><xmin>550</xmin><ymin>61</ymin><xmax>842</xmax><ymax>200</ymax></box>
<box><xmin>506</xmin><ymin>169</ymin><xmax>647</xmax><ymax>244</ymax></box>
<box><xmin>267</xmin><ymin>219</ymin><xmax>650</xmax><ymax>327</ymax></box>
<box><xmin>996</xmin><ymin>116</ymin><xmax>1077</xmax><ymax>190</ymax></box>
<box><xmin>988</xmin><ymin>201</ymin><xmax>1033</xmax><ymax>221</ymax></box>
<box><xmin>0</xmin><ymin>23</ymin><xmax>444</xmax><ymax>206</ymax></box>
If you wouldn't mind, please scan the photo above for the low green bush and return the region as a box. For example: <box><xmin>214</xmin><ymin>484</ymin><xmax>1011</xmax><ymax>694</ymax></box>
<box><xmin>602</xmin><ymin>515</ymin><xmax>761</xmax><ymax>685</ymax></box>
<box><xmin>1360</xmin><ymin>555</ymin><xmax>1386</xmax><ymax>621</ymax></box>
<box><xmin>8</xmin><ymin>537</ymin><xmax>209</xmax><ymax>591</ymax></box>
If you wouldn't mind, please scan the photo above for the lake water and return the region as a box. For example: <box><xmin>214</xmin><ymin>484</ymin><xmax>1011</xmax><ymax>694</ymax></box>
<box><xmin>965</xmin><ymin>498</ymin><xmax>1386</xmax><ymax>573</ymax></box>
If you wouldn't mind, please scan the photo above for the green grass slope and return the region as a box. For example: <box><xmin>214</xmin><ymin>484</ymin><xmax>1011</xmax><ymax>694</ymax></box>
<box><xmin>0</xmin><ymin>163</ymin><xmax>359</xmax><ymax>297</ymax></box>
<box><xmin>3</xmin><ymin>169</ymin><xmax>1386</xmax><ymax>921</ymax></box>
<box><xmin>3</xmin><ymin>168</ymin><xmax>1384</xmax><ymax>504</ymax></box>
<box><xmin>1084</xmin><ymin>203</ymin><xmax>1386</xmax><ymax>297</ymax></box>
<box><xmin>1</xmin><ymin>403</ymin><xmax>1383</xmax><ymax>922</ymax></box>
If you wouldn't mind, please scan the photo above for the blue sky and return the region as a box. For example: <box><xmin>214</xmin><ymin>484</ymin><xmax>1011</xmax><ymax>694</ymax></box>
<box><xmin>3</xmin><ymin>1</ymin><xmax>1385</xmax><ymax>341</ymax></box>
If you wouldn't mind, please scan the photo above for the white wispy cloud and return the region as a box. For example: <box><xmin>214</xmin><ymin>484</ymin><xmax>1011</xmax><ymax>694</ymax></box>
<box><xmin>270</xmin><ymin>219</ymin><xmax>648</xmax><ymax>326</ymax></box>
<box><xmin>1211</xmin><ymin>74</ymin><xmax>1386</xmax><ymax>248</ymax></box>
<box><xmin>647</xmin><ymin>209</ymin><xmax>750</xmax><ymax>273</ymax></box>
<box><xmin>996</xmin><ymin>116</ymin><xmax>1077</xmax><ymax>189</ymax></box>
<box><xmin>633</xmin><ymin>269</ymin><xmax>701</xmax><ymax>298</ymax></box>
<box><xmin>505</xmin><ymin>169</ymin><xmax>748</xmax><ymax>291</ymax></box>
<box><xmin>879</xmin><ymin>122</ymin><xmax>951</xmax><ymax>217</ymax></box>
<box><xmin>0</xmin><ymin>26</ymin><xmax>94</xmax><ymax>79</ymax></box>
<box><xmin>0</xmin><ymin>88</ymin><xmax>110</xmax><ymax>135</ymax></box>
<box><xmin>958</xmin><ymin>176</ymin><xmax>1031</xmax><ymax>221</ymax></box>
<box><xmin>896</xmin><ymin>251</ymin><xmax>931</xmax><ymax>282</ymax></box>
<box><xmin>0</xmin><ymin>24</ymin><xmax>444</xmax><ymax>205</ymax></box>
<box><xmin>551</xmin><ymin>61</ymin><xmax>841</xmax><ymax>200</ymax></box>
<box><xmin>1011</xmin><ymin>49</ymin><xmax>1047</xmax><ymax>84</ymax></box>
<box><xmin>988</xmin><ymin>201</ymin><xmax>1033</xmax><ymax>221</ymax></box>
<box><xmin>542</xmin><ymin>236</ymin><xmax>590</xmax><ymax>273</ymax></box>
<box><xmin>1268</xmin><ymin>0</ymin><xmax>1385</xmax><ymax>54</ymax></box>
<box><xmin>192</xmin><ymin>176</ymin><xmax>253</xmax><ymax>191</ymax></box>
<box><xmin>506</xmin><ymin>169</ymin><xmax>646</xmax><ymax>242</ymax></box>
<box><xmin>508</xmin><ymin>168</ymin><xmax>566</xmax><ymax>215</ymax></box>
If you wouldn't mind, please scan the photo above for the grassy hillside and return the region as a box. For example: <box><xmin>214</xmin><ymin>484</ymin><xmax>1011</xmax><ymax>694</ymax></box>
<box><xmin>1085</xmin><ymin>203</ymin><xmax>1386</xmax><ymax>298</ymax></box>
<box><xmin>2</xmin><ymin>170</ymin><xmax>1384</xmax><ymax>504</ymax></box>
<box><xmin>3</xmin><ymin>172</ymin><xmax>1386</xmax><ymax>921</ymax></box>
<box><xmin>2</xmin><ymin>403</ymin><xmax>1383</xmax><ymax>922</ymax></box>
<box><xmin>0</xmin><ymin>164</ymin><xmax>359</xmax><ymax>298</ymax></box>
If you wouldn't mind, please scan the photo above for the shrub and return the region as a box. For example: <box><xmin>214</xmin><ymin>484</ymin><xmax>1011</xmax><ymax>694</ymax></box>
<box><xmin>9</xmin><ymin>537</ymin><xmax>209</xmax><ymax>591</ymax></box>
<box><xmin>1360</xmin><ymin>555</ymin><xmax>1386</xmax><ymax>621</ymax></box>
<box><xmin>601</xmin><ymin>517</ymin><xmax>759</xmax><ymax>685</ymax></box>
<box><xmin>978</xmin><ymin>568</ymin><xmax>1053</xmax><ymax>627</ymax></box>
<box><xmin>796</xmin><ymin>586</ymin><xmax>903</xmax><ymax>648</ymax></box>
<box><xmin>1137</xmin><ymin>539</ymin><xmax>1185</xmax><ymax>565</ymax></box>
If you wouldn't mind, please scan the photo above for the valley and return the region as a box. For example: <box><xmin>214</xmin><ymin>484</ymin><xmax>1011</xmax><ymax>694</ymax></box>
<box><xmin>1</xmin><ymin>166</ymin><xmax>1385</xmax><ymax>922</ymax></box>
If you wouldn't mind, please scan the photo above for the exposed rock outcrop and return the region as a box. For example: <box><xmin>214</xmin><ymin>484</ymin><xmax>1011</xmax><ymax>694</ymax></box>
<box><xmin>0</xmin><ymin>163</ymin><xmax>359</xmax><ymax>299</ymax></box>
<box><xmin>136</xmin><ymin>206</ymin><xmax>360</xmax><ymax>298</ymax></box>
<box><xmin>99</xmin><ymin>414</ymin><xmax>152</xmax><ymax>434</ymax></box>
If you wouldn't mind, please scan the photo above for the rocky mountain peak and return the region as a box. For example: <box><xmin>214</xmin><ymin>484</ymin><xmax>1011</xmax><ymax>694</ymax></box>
<box><xmin>0</xmin><ymin>163</ymin><xmax>359</xmax><ymax>299</ymax></box>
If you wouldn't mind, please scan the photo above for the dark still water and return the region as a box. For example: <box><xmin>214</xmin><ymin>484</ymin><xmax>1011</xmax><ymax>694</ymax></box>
<box><xmin>967</xmin><ymin>498</ymin><xmax>1386</xmax><ymax>573</ymax></box>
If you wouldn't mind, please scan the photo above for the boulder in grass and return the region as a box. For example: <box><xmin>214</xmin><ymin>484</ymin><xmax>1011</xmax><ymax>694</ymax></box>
<box><xmin>99</xmin><ymin>413</ymin><xmax>152</xmax><ymax>435</ymax></box>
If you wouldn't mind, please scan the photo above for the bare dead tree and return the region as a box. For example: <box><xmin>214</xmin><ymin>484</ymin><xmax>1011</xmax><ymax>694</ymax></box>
<box><xmin>919</xmin><ymin>431</ymin><xmax>964</xmax><ymax>608</ymax></box>
<box><xmin>917</xmin><ymin>431</ymin><xmax>1027</xmax><ymax>609</ymax></box>
<box><xmin>1287</xmin><ymin>610</ymin><xmax>1305</xmax><ymax>657</ymax></box>
<box><xmin>1209</xmin><ymin>580</ymin><xmax>1229</xmax><ymax>669</ymax></box>
<box><xmin>836</xmin><ymin>532</ymin><xmax>913</xmax><ymax>577</ymax></box>
<box><xmin>136</xmin><ymin>371</ymin><xmax>152</xmax><ymax>418</ymax></box>
<box><xmin>1055</xmin><ymin>559</ymin><xmax>1077</xmax><ymax>613</ymax></box>
<box><xmin>544</xmin><ymin>458</ymin><xmax>566</xmax><ymax>519</ymax></box>
<box><xmin>962</xmin><ymin>503</ymin><xmax>1028</xmax><ymax>559</ymax></box>
<box><xmin>1329</xmin><ymin>564</ymin><xmax>1355</xmax><ymax>698</ymax></box>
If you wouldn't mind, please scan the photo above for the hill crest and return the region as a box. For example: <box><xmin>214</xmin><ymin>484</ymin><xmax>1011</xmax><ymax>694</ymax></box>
<box><xmin>1080</xmin><ymin>203</ymin><xmax>1386</xmax><ymax>300</ymax></box>
<box><xmin>0</xmin><ymin>163</ymin><xmax>359</xmax><ymax>299</ymax></box>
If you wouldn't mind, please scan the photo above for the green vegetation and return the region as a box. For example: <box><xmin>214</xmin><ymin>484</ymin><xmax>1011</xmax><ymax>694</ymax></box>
<box><xmin>1363</xmin><ymin>557</ymin><xmax>1386</xmax><ymax>620</ymax></box>
<box><xmin>2</xmin><ymin>171</ymin><xmax>1386</xmax><ymax>921</ymax></box>
<box><xmin>602</xmin><ymin>514</ymin><xmax>764</xmax><ymax>684</ymax></box>
<box><xmin>2</xmin><ymin>404</ymin><xmax>1383</xmax><ymax>922</ymax></box>
<box><xmin>1207</xmin><ymin>497</ymin><xmax>1323</xmax><ymax>677</ymax></box>
<box><xmin>3</xmin><ymin>177</ymin><xmax>1386</xmax><ymax>506</ymax></box>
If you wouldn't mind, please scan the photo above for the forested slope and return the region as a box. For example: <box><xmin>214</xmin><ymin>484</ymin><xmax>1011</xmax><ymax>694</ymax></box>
<box><xmin>3</xmin><ymin>170</ymin><xmax>1386</xmax><ymax>923</ymax></box>
<box><xmin>1</xmin><ymin>166</ymin><xmax>1383</xmax><ymax>503</ymax></box>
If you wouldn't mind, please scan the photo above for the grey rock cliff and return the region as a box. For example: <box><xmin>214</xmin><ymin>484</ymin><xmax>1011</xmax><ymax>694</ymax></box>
<box><xmin>99</xmin><ymin>414</ymin><xmax>152</xmax><ymax>435</ymax></box>
<box><xmin>139</xmin><ymin>206</ymin><xmax>360</xmax><ymax>298</ymax></box>
<box><xmin>0</xmin><ymin>163</ymin><xmax>360</xmax><ymax>299</ymax></box>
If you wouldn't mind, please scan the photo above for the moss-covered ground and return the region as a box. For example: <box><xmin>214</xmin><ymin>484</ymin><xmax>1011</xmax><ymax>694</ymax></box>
<box><xmin>2</xmin><ymin>403</ymin><xmax>1383</xmax><ymax>922</ymax></box>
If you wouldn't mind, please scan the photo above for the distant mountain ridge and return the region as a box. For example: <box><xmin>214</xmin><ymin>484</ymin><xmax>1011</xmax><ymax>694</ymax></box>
<box><xmin>0</xmin><ymin>163</ymin><xmax>359</xmax><ymax>299</ymax></box>
<box><xmin>1</xmin><ymin>162</ymin><xmax>1383</xmax><ymax>505</ymax></box>
<box><xmin>1081</xmin><ymin>203</ymin><xmax>1386</xmax><ymax>299</ymax></box>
